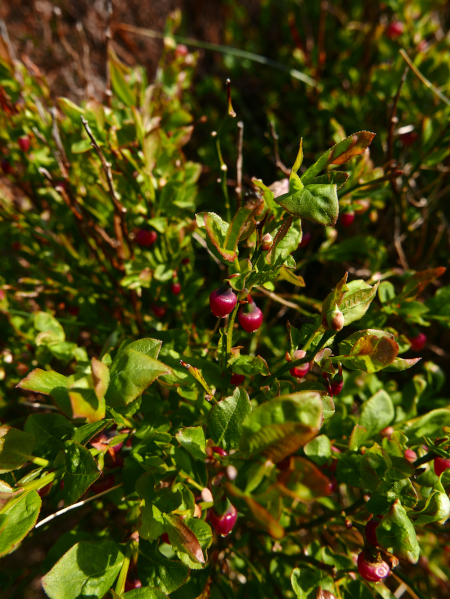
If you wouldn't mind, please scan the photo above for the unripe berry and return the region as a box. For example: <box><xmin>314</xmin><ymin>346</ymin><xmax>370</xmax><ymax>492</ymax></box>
<box><xmin>326</xmin><ymin>306</ymin><xmax>345</xmax><ymax>332</ymax></box>
<box><xmin>261</xmin><ymin>233</ymin><xmax>273</xmax><ymax>251</ymax></box>
<box><xmin>230</xmin><ymin>373</ymin><xmax>245</xmax><ymax>386</ymax></box>
<box><xmin>357</xmin><ymin>551</ymin><xmax>390</xmax><ymax>582</ymax></box>
<box><xmin>152</xmin><ymin>305</ymin><xmax>166</xmax><ymax>318</ymax></box>
<box><xmin>209</xmin><ymin>503</ymin><xmax>238</xmax><ymax>536</ymax></box>
<box><xmin>365</xmin><ymin>518</ymin><xmax>381</xmax><ymax>546</ymax></box>
<box><xmin>238</xmin><ymin>297</ymin><xmax>263</xmax><ymax>333</ymax></box>
<box><xmin>298</xmin><ymin>231</ymin><xmax>311</xmax><ymax>248</ymax></box>
<box><xmin>226</xmin><ymin>465</ymin><xmax>238</xmax><ymax>480</ymax></box>
<box><xmin>175</xmin><ymin>44</ymin><xmax>189</xmax><ymax>57</ymax></box>
<box><xmin>434</xmin><ymin>457</ymin><xmax>450</xmax><ymax>476</ymax></box>
<box><xmin>340</xmin><ymin>212</ymin><xmax>355</xmax><ymax>227</ymax></box>
<box><xmin>209</xmin><ymin>286</ymin><xmax>237</xmax><ymax>318</ymax></box>
<box><xmin>289</xmin><ymin>349</ymin><xmax>309</xmax><ymax>378</ymax></box>
<box><xmin>386</xmin><ymin>21</ymin><xmax>404</xmax><ymax>39</ymax></box>
<box><xmin>171</xmin><ymin>282</ymin><xmax>182</xmax><ymax>295</ymax></box>
<box><xmin>330</xmin><ymin>374</ymin><xmax>344</xmax><ymax>396</ymax></box>
<box><xmin>135</xmin><ymin>229</ymin><xmax>157</xmax><ymax>247</ymax></box>
<box><xmin>408</xmin><ymin>332</ymin><xmax>426</xmax><ymax>352</ymax></box>
<box><xmin>405</xmin><ymin>449</ymin><xmax>417</xmax><ymax>463</ymax></box>
<box><xmin>211</xmin><ymin>446</ymin><xmax>228</xmax><ymax>457</ymax></box>
<box><xmin>380</xmin><ymin>426</ymin><xmax>395</xmax><ymax>438</ymax></box>
<box><xmin>18</xmin><ymin>136</ymin><xmax>31</xmax><ymax>152</ymax></box>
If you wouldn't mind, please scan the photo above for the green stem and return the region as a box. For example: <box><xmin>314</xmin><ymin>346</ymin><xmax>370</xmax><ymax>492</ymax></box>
<box><xmin>1</xmin><ymin>468</ymin><xmax>64</xmax><ymax>514</ymax></box>
<box><xmin>115</xmin><ymin>541</ymin><xmax>134</xmax><ymax>595</ymax></box>
<box><xmin>25</xmin><ymin>455</ymin><xmax>50</xmax><ymax>468</ymax></box>
<box><xmin>226</xmin><ymin>303</ymin><xmax>239</xmax><ymax>358</ymax></box>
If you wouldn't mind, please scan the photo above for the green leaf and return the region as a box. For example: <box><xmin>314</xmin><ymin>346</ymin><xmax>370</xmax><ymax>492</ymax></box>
<box><xmin>67</xmin><ymin>371</ymin><xmax>106</xmax><ymax>423</ymax></box>
<box><xmin>376</xmin><ymin>499</ymin><xmax>420</xmax><ymax>564</ymax></box>
<box><xmin>124</xmin><ymin>588</ymin><xmax>168</xmax><ymax>599</ymax></box>
<box><xmin>349</xmin><ymin>424</ymin><xmax>368</xmax><ymax>451</ymax></box>
<box><xmin>383</xmin><ymin>357</ymin><xmax>421</xmax><ymax>372</ymax></box>
<box><xmin>163</xmin><ymin>513</ymin><xmax>204</xmax><ymax>564</ymax></box>
<box><xmin>109</xmin><ymin>57</ymin><xmax>135</xmax><ymax>107</ymax></box>
<box><xmin>337</xmin><ymin>330</ymin><xmax>399</xmax><ymax>373</ymax></box>
<box><xmin>175</xmin><ymin>426</ymin><xmax>207</xmax><ymax>461</ymax></box>
<box><xmin>274</xmin><ymin>184</ymin><xmax>339</xmax><ymax>226</ymax></box>
<box><xmin>207</xmin><ymin>387</ymin><xmax>252</xmax><ymax>451</ymax></box>
<box><xmin>17</xmin><ymin>369</ymin><xmax>72</xmax><ymax>417</ymax></box>
<box><xmin>0</xmin><ymin>490</ymin><xmax>41</xmax><ymax>557</ymax></box>
<box><xmin>300</xmin><ymin>131</ymin><xmax>376</xmax><ymax>185</ymax></box>
<box><xmin>359</xmin><ymin>390</ymin><xmax>395</xmax><ymax>438</ymax></box>
<box><xmin>91</xmin><ymin>357</ymin><xmax>110</xmax><ymax>401</ymax></box>
<box><xmin>138</xmin><ymin>540</ymin><xmax>189</xmax><ymax>595</ymax></box>
<box><xmin>239</xmin><ymin>392</ymin><xmax>322</xmax><ymax>463</ymax></box>
<box><xmin>228</xmin><ymin>353</ymin><xmax>270</xmax><ymax>376</ymax></box>
<box><xmin>0</xmin><ymin>426</ymin><xmax>35</xmax><ymax>473</ymax></box>
<box><xmin>367</xmin><ymin>479</ymin><xmax>418</xmax><ymax>513</ymax></box>
<box><xmin>277</xmin><ymin>457</ymin><xmax>332</xmax><ymax>501</ymax></box>
<box><xmin>72</xmin><ymin>420</ymin><xmax>110</xmax><ymax>446</ymax></box>
<box><xmin>339</xmin><ymin>281</ymin><xmax>379</xmax><ymax>326</ymax></box>
<box><xmin>106</xmin><ymin>339</ymin><xmax>171</xmax><ymax>408</ymax></box>
<box><xmin>291</xmin><ymin>566</ymin><xmax>331</xmax><ymax>599</ymax></box>
<box><xmin>42</xmin><ymin>539</ymin><xmax>124</xmax><ymax>599</ymax></box>
<box><xmin>63</xmin><ymin>442</ymin><xmax>101</xmax><ymax>505</ymax></box>
<box><xmin>311</xmin><ymin>170</ymin><xmax>349</xmax><ymax>189</ymax></box>
<box><xmin>34</xmin><ymin>311</ymin><xmax>65</xmax><ymax>342</ymax></box>
<box><xmin>342</xmin><ymin>580</ymin><xmax>375</xmax><ymax>599</ymax></box>
<box><xmin>303</xmin><ymin>435</ymin><xmax>331</xmax><ymax>466</ymax></box>
<box><xmin>404</xmin><ymin>409</ymin><xmax>450</xmax><ymax>444</ymax></box>
<box><xmin>321</xmin><ymin>273</ymin><xmax>349</xmax><ymax>326</ymax></box>
<box><xmin>24</xmin><ymin>413</ymin><xmax>74</xmax><ymax>457</ymax></box>
<box><xmin>414</xmin><ymin>490</ymin><xmax>450</xmax><ymax>525</ymax></box>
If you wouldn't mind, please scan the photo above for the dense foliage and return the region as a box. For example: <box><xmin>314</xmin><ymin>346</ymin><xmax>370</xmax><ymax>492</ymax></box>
<box><xmin>1</xmin><ymin>2</ymin><xmax>450</xmax><ymax>598</ymax></box>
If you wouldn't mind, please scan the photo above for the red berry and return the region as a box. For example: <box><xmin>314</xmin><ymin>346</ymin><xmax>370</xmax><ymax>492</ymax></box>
<box><xmin>380</xmin><ymin>426</ymin><xmax>394</xmax><ymax>438</ymax></box>
<box><xmin>365</xmin><ymin>518</ymin><xmax>381</xmax><ymax>546</ymax></box>
<box><xmin>135</xmin><ymin>229</ymin><xmax>157</xmax><ymax>247</ymax></box>
<box><xmin>18</xmin><ymin>136</ymin><xmax>31</xmax><ymax>152</ymax></box>
<box><xmin>211</xmin><ymin>446</ymin><xmax>228</xmax><ymax>457</ymax></box>
<box><xmin>175</xmin><ymin>44</ymin><xmax>189</xmax><ymax>57</ymax></box>
<box><xmin>125</xmin><ymin>579</ymin><xmax>142</xmax><ymax>591</ymax></box>
<box><xmin>289</xmin><ymin>349</ymin><xmax>309</xmax><ymax>378</ymax></box>
<box><xmin>68</xmin><ymin>306</ymin><xmax>80</xmax><ymax>317</ymax></box>
<box><xmin>386</xmin><ymin>21</ymin><xmax>404</xmax><ymax>39</ymax></box>
<box><xmin>161</xmin><ymin>532</ymin><xmax>171</xmax><ymax>544</ymax></box>
<box><xmin>298</xmin><ymin>232</ymin><xmax>311</xmax><ymax>248</ymax></box>
<box><xmin>230</xmin><ymin>373</ymin><xmax>245</xmax><ymax>386</ymax></box>
<box><xmin>152</xmin><ymin>305</ymin><xmax>166</xmax><ymax>318</ymax></box>
<box><xmin>38</xmin><ymin>481</ymin><xmax>53</xmax><ymax>498</ymax></box>
<box><xmin>408</xmin><ymin>332</ymin><xmax>426</xmax><ymax>352</ymax></box>
<box><xmin>400</xmin><ymin>131</ymin><xmax>418</xmax><ymax>146</ymax></box>
<box><xmin>277</xmin><ymin>457</ymin><xmax>292</xmax><ymax>471</ymax></box>
<box><xmin>357</xmin><ymin>551</ymin><xmax>390</xmax><ymax>582</ymax></box>
<box><xmin>171</xmin><ymin>282</ymin><xmax>182</xmax><ymax>295</ymax></box>
<box><xmin>182</xmin><ymin>257</ymin><xmax>190</xmax><ymax>265</ymax></box>
<box><xmin>330</xmin><ymin>376</ymin><xmax>344</xmax><ymax>396</ymax></box>
<box><xmin>209</xmin><ymin>286</ymin><xmax>237</xmax><ymax>318</ymax></box>
<box><xmin>405</xmin><ymin>449</ymin><xmax>417</xmax><ymax>463</ymax></box>
<box><xmin>209</xmin><ymin>503</ymin><xmax>238</xmax><ymax>536</ymax></box>
<box><xmin>238</xmin><ymin>298</ymin><xmax>263</xmax><ymax>333</ymax></box>
<box><xmin>434</xmin><ymin>457</ymin><xmax>450</xmax><ymax>476</ymax></box>
<box><xmin>340</xmin><ymin>212</ymin><xmax>355</xmax><ymax>227</ymax></box>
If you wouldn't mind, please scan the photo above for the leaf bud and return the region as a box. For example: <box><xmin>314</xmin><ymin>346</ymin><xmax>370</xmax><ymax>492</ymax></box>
<box><xmin>261</xmin><ymin>233</ymin><xmax>273</xmax><ymax>251</ymax></box>
<box><xmin>326</xmin><ymin>305</ymin><xmax>345</xmax><ymax>332</ymax></box>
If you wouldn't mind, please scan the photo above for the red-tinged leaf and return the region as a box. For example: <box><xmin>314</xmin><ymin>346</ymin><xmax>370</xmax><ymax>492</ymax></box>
<box><xmin>384</xmin><ymin>357</ymin><xmax>422</xmax><ymax>372</ymax></box>
<box><xmin>399</xmin><ymin>267</ymin><xmax>446</xmax><ymax>300</ymax></box>
<box><xmin>91</xmin><ymin>357</ymin><xmax>110</xmax><ymax>401</ymax></box>
<box><xmin>311</xmin><ymin>171</ymin><xmax>349</xmax><ymax>189</ymax></box>
<box><xmin>225</xmin><ymin>483</ymin><xmax>285</xmax><ymax>539</ymax></box>
<box><xmin>338</xmin><ymin>330</ymin><xmax>399</xmax><ymax>373</ymax></box>
<box><xmin>301</xmin><ymin>132</ymin><xmax>375</xmax><ymax>185</ymax></box>
<box><xmin>276</xmin><ymin>457</ymin><xmax>332</xmax><ymax>501</ymax></box>
<box><xmin>163</xmin><ymin>513</ymin><xmax>205</xmax><ymax>564</ymax></box>
<box><xmin>16</xmin><ymin>368</ymin><xmax>72</xmax><ymax>416</ymax></box>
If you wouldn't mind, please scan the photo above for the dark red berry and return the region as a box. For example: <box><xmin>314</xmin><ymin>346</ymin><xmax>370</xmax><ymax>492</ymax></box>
<box><xmin>38</xmin><ymin>481</ymin><xmax>53</xmax><ymax>498</ymax></box>
<box><xmin>135</xmin><ymin>229</ymin><xmax>157</xmax><ymax>247</ymax></box>
<box><xmin>238</xmin><ymin>298</ymin><xmax>263</xmax><ymax>333</ymax></box>
<box><xmin>125</xmin><ymin>579</ymin><xmax>142</xmax><ymax>591</ymax></box>
<box><xmin>357</xmin><ymin>551</ymin><xmax>390</xmax><ymax>582</ymax></box>
<box><xmin>209</xmin><ymin>286</ymin><xmax>237</xmax><ymax>318</ymax></box>
<box><xmin>161</xmin><ymin>532</ymin><xmax>171</xmax><ymax>544</ymax></box>
<box><xmin>365</xmin><ymin>518</ymin><xmax>381</xmax><ymax>546</ymax></box>
<box><xmin>1</xmin><ymin>159</ymin><xmax>13</xmax><ymax>174</ymax></box>
<box><xmin>408</xmin><ymin>332</ymin><xmax>426</xmax><ymax>352</ymax></box>
<box><xmin>330</xmin><ymin>374</ymin><xmax>344</xmax><ymax>396</ymax></box>
<box><xmin>182</xmin><ymin>257</ymin><xmax>190</xmax><ymax>265</ymax></box>
<box><xmin>340</xmin><ymin>212</ymin><xmax>355</xmax><ymax>227</ymax></box>
<box><xmin>152</xmin><ymin>305</ymin><xmax>166</xmax><ymax>318</ymax></box>
<box><xmin>400</xmin><ymin>131</ymin><xmax>418</xmax><ymax>146</ymax></box>
<box><xmin>386</xmin><ymin>21</ymin><xmax>404</xmax><ymax>39</ymax></box>
<box><xmin>230</xmin><ymin>373</ymin><xmax>245</xmax><ymax>386</ymax></box>
<box><xmin>211</xmin><ymin>446</ymin><xmax>228</xmax><ymax>457</ymax></box>
<box><xmin>68</xmin><ymin>306</ymin><xmax>80</xmax><ymax>317</ymax></box>
<box><xmin>405</xmin><ymin>449</ymin><xmax>417</xmax><ymax>463</ymax></box>
<box><xmin>434</xmin><ymin>457</ymin><xmax>450</xmax><ymax>476</ymax></box>
<box><xmin>289</xmin><ymin>349</ymin><xmax>309</xmax><ymax>378</ymax></box>
<box><xmin>298</xmin><ymin>232</ymin><xmax>311</xmax><ymax>249</ymax></box>
<box><xmin>277</xmin><ymin>456</ymin><xmax>293</xmax><ymax>471</ymax></box>
<box><xmin>18</xmin><ymin>136</ymin><xmax>31</xmax><ymax>152</ymax></box>
<box><xmin>209</xmin><ymin>503</ymin><xmax>238</xmax><ymax>536</ymax></box>
<box><xmin>171</xmin><ymin>282</ymin><xmax>182</xmax><ymax>295</ymax></box>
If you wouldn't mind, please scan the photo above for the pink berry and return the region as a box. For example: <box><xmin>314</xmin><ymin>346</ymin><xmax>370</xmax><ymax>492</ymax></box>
<box><xmin>357</xmin><ymin>552</ymin><xmax>390</xmax><ymax>582</ymax></box>
<box><xmin>209</xmin><ymin>503</ymin><xmax>238</xmax><ymax>536</ymax></box>
<box><xmin>365</xmin><ymin>518</ymin><xmax>381</xmax><ymax>546</ymax></box>
<box><xmin>171</xmin><ymin>282</ymin><xmax>182</xmax><ymax>295</ymax></box>
<box><xmin>209</xmin><ymin>286</ymin><xmax>237</xmax><ymax>318</ymax></box>
<box><xmin>175</xmin><ymin>44</ymin><xmax>189</xmax><ymax>57</ymax></box>
<box><xmin>434</xmin><ymin>457</ymin><xmax>450</xmax><ymax>476</ymax></box>
<box><xmin>238</xmin><ymin>298</ymin><xmax>263</xmax><ymax>333</ymax></box>
<box><xmin>289</xmin><ymin>349</ymin><xmax>309</xmax><ymax>378</ymax></box>
<box><xmin>298</xmin><ymin>232</ymin><xmax>311</xmax><ymax>248</ymax></box>
<box><xmin>408</xmin><ymin>332</ymin><xmax>426</xmax><ymax>352</ymax></box>
<box><xmin>18</xmin><ymin>136</ymin><xmax>31</xmax><ymax>152</ymax></box>
<box><xmin>230</xmin><ymin>373</ymin><xmax>245</xmax><ymax>386</ymax></box>
<box><xmin>211</xmin><ymin>446</ymin><xmax>228</xmax><ymax>457</ymax></box>
<box><xmin>135</xmin><ymin>229</ymin><xmax>157</xmax><ymax>247</ymax></box>
<box><xmin>386</xmin><ymin>21</ymin><xmax>404</xmax><ymax>40</ymax></box>
<box><xmin>405</xmin><ymin>449</ymin><xmax>417</xmax><ymax>463</ymax></box>
<box><xmin>152</xmin><ymin>305</ymin><xmax>166</xmax><ymax>318</ymax></box>
<box><xmin>341</xmin><ymin>212</ymin><xmax>355</xmax><ymax>227</ymax></box>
